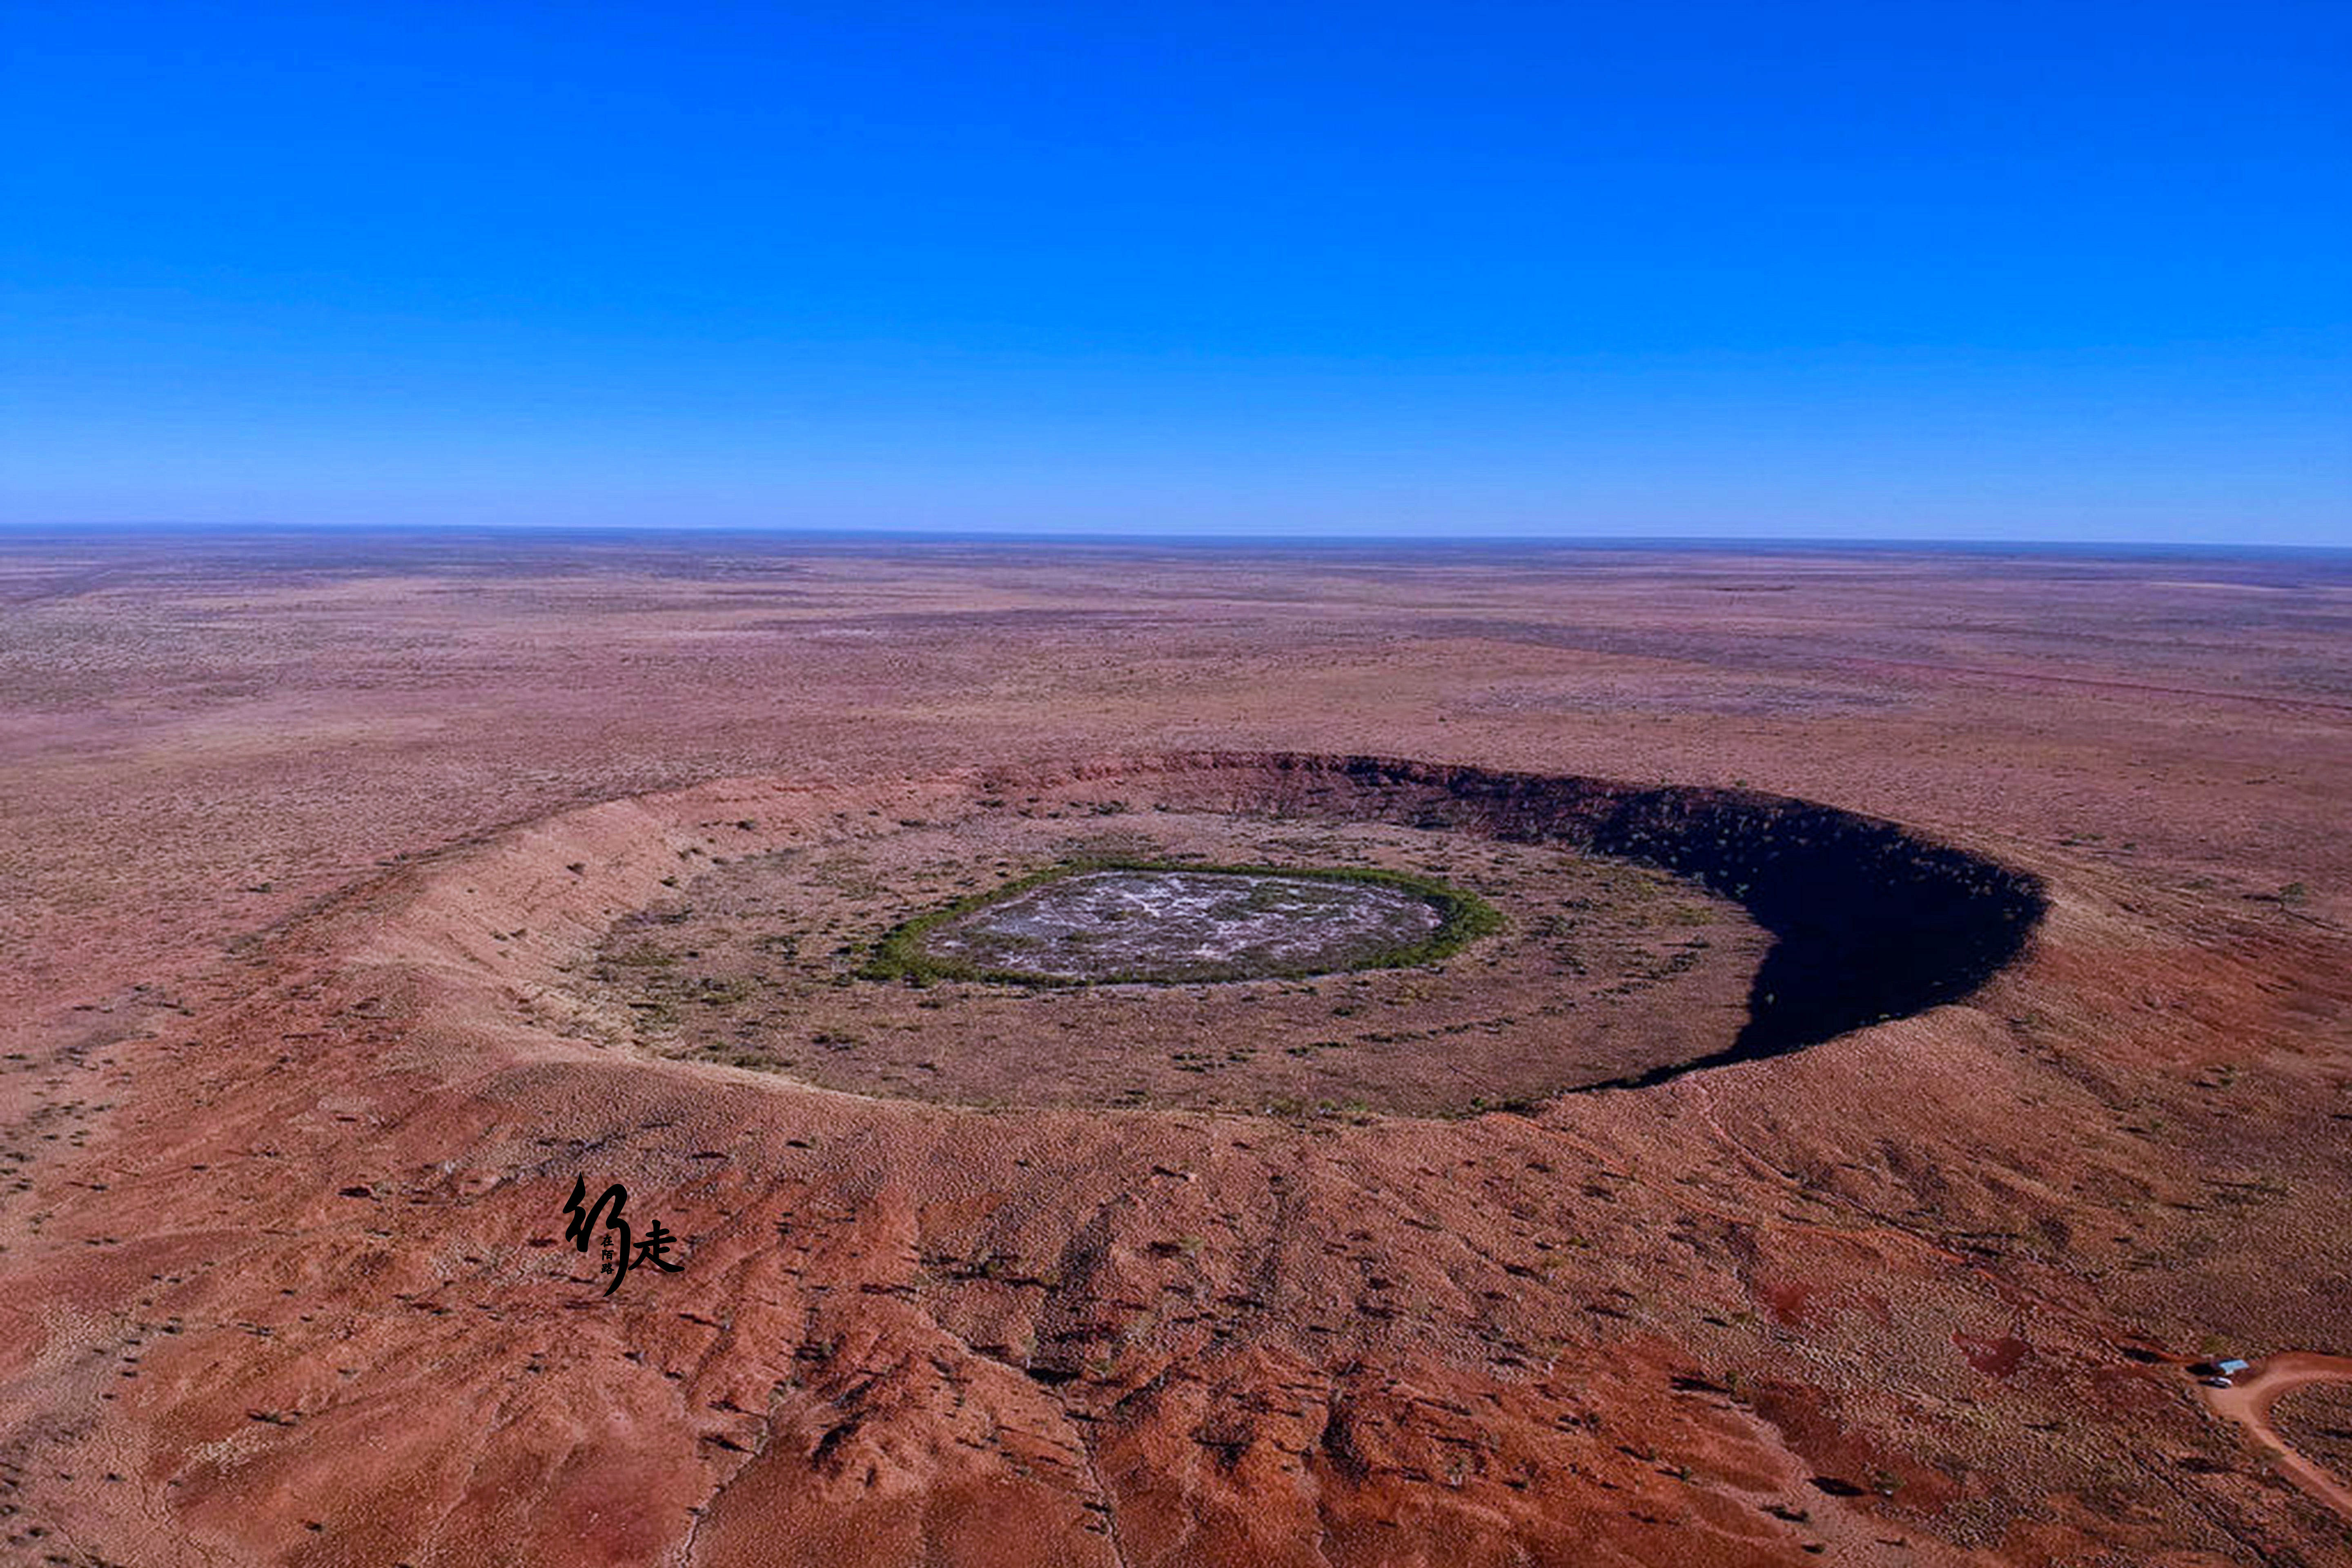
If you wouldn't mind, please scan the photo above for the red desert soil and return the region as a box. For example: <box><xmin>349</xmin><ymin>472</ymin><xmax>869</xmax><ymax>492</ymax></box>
<box><xmin>0</xmin><ymin>531</ymin><xmax>2348</xmax><ymax>1566</ymax></box>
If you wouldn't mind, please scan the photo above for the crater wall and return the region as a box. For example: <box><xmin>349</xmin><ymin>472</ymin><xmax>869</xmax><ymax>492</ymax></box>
<box><xmin>982</xmin><ymin>751</ymin><xmax>2049</xmax><ymax>1081</ymax></box>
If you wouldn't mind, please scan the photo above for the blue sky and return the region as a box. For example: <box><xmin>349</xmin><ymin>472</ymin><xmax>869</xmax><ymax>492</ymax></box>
<box><xmin>5</xmin><ymin>1</ymin><xmax>2346</xmax><ymax>541</ymax></box>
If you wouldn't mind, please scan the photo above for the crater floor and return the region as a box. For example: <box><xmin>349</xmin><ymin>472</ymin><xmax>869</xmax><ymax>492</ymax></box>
<box><xmin>570</xmin><ymin>800</ymin><xmax>1765</xmax><ymax>1115</ymax></box>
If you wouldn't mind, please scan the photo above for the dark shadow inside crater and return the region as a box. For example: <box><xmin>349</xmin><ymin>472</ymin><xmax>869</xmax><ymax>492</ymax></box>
<box><xmin>1586</xmin><ymin>788</ymin><xmax>2045</xmax><ymax>1079</ymax></box>
<box><xmin>1096</xmin><ymin>753</ymin><xmax>2048</xmax><ymax>1087</ymax></box>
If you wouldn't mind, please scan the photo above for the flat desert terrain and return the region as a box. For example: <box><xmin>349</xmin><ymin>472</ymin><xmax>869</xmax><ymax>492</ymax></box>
<box><xmin>0</xmin><ymin>529</ymin><xmax>2347</xmax><ymax>1566</ymax></box>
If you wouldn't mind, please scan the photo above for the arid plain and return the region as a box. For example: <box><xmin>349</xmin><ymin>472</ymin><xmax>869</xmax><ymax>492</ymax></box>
<box><xmin>0</xmin><ymin>529</ymin><xmax>2347</xmax><ymax>1567</ymax></box>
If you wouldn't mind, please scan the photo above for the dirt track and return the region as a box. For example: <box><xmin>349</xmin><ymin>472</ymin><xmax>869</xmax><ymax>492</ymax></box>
<box><xmin>2200</xmin><ymin>1352</ymin><xmax>2352</xmax><ymax>1524</ymax></box>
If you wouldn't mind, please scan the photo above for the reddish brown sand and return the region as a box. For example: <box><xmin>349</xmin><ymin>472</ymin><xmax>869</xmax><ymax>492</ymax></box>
<box><xmin>0</xmin><ymin>530</ymin><xmax>2349</xmax><ymax>1566</ymax></box>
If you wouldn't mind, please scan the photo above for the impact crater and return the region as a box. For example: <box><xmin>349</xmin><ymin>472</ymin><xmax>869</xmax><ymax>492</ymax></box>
<box><xmin>559</xmin><ymin>753</ymin><xmax>2045</xmax><ymax>1117</ymax></box>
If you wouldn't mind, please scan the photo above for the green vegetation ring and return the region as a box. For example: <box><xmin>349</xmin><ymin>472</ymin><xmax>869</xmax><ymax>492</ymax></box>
<box><xmin>862</xmin><ymin>859</ymin><xmax>1504</xmax><ymax>986</ymax></box>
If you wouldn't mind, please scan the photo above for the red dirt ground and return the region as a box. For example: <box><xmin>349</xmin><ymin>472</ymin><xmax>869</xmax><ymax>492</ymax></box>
<box><xmin>0</xmin><ymin>530</ymin><xmax>2348</xmax><ymax>1566</ymax></box>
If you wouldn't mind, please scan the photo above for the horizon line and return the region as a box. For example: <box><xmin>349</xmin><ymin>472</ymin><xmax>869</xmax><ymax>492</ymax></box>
<box><xmin>2</xmin><ymin>519</ymin><xmax>2347</xmax><ymax>558</ymax></box>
